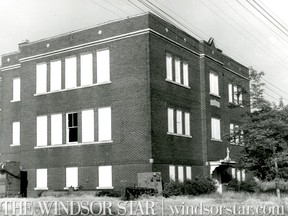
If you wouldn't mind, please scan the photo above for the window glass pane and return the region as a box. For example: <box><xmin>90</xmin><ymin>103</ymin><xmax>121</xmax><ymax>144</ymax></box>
<box><xmin>13</xmin><ymin>78</ymin><xmax>20</xmax><ymax>101</ymax></box>
<box><xmin>235</xmin><ymin>125</ymin><xmax>239</xmax><ymax>145</ymax></box>
<box><xmin>231</xmin><ymin>168</ymin><xmax>236</xmax><ymax>178</ymax></box>
<box><xmin>36</xmin><ymin>169</ymin><xmax>47</xmax><ymax>188</ymax></box>
<box><xmin>242</xmin><ymin>170</ymin><xmax>246</xmax><ymax>181</ymax></box>
<box><xmin>67</xmin><ymin>113</ymin><xmax>78</xmax><ymax>143</ymax></box>
<box><xmin>169</xmin><ymin>165</ymin><xmax>175</xmax><ymax>181</ymax></box>
<box><xmin>168</xmin><ymin>108</ymin><xmax>174</xmax><ymax>133</ymax></box>
<box><xmin>186</xmin><ymin>166</ymin><xmax>192</xmax><ymax>180</ymax></box>
<box><xmin>51</xmin><ymin>114</ymin><xmax>62</xmax><ymax>145</ymax></box>
<box><xmin>237</xmin><ymin>169</ymin><xmax>241</xmax><ymax>181</ymax></box>
<box><xmin>12</xmin><ymin>122</ymin><xmax>20</xmax><ymax>145</ymax></box>
<box><xmin>166</xmin><ymin>54</ymin><xmax>172</xmax><ymax>80</ymax></box>
<box><xmin>36</xmin><ymin>63</ymin><xmax>47</xmax><ymax>94</ymax></box>
<box><xmin>176</xmin><ymin>110</ymin><xmax>182</xmax><ymax>134</ymax></box>
<box><xmin>233</xmin><ymin>85</ymin><xmax>238</xmax><ymax>104</ymax></box>
<box><xmin>178</xmin><ymin>166</ymin><xmax>184</xmax><ymax>182</ymax></box>
<box><xmin>37</xmin><ymin>116</ymin><xmax>47</xmax><ymax>146</ymax></box>
<box><xmin>98</xmin><ymin>166</ymin><xmax>112</xmax><ymax>188</ymax></box>
<box><xmin>211</xmin><ymin>118</ymin><xmax>220</xmax><ymax>140</ymax></box>
<box><xmin>50</xmin><ymin>60</ymin><xmax>62</xmax><ymax>91</ymax></box>
<box><xmin>183</xmin><ymin>63</ymin><xmax>189</xmax><ymax>86</ymax></box>
<box><xmin>98</xmin><ymin>107</ymin><xmax>111</xmax><ymax>141</ymax></box>
<box><xmin>228</xmin><ymin>83</ymin><xmax>233</xmax><ymax>103</ymax></box>
<box><xmin>97</xmin><ymin>49</ymin><xmax>110</xmax><ymax>83</ymax></box>
<box><xmin>175</xmin><ymin>59</ymin><xmax>181</xmax><ymax>83</ymax></box>
<box><xmin>66</xmin><ymin>167</ymin><xmax>78</xmax><ymax>188</ymax></box>
<box><xmin>81</xmin><ymin>53</ymin><xmax>93</xmax><ymax>86</ymax></box>
<box><xmin>239</xmin><ymin>91</ymin><xmax>243</xmax><ymax>105</ymax></box>
<box><xmin>209</xmin><ymin>73</ymin><xmax>219</xmax><ymax>95</ymax></box>
<box><xmin>184</xmin><ymin>112</ymin><xmax>190</xmax><ymax>136</ymax></box>
<box><xmin>65</xmin><ymin>56</ymin><xmax>77</xmax><ymax>89</ymax></box>
<box><xmin>230</xmin><ymin>123</ymin><xmax>235</xmax><ymax>144</ymax></box>
<box><xmin>82</xmin><ymin>110</ymin><xmax>94</xmax><ymax>142</ymax></box>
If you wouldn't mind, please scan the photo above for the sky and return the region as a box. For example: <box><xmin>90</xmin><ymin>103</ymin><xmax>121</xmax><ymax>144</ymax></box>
<box><xmin>1</xmin><ymin>0</ymin><xmax>288</xmax><ymax>104</ymax></box>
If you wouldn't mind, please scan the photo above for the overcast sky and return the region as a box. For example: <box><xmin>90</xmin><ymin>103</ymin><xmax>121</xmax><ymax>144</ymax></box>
<box><xmin>1</xmin><ymin>0</ymin><xmax>288</xmax><ymax>104</ymax></box>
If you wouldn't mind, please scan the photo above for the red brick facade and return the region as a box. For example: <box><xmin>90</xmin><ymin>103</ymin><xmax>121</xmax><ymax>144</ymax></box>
<box><xmin>0</xmin><ymin>13</ymin><xmax>249</xmax><ymax>197</ymax></box>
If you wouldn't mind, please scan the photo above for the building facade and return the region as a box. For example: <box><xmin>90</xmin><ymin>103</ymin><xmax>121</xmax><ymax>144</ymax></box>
<box><xmin>0</xmin><ymin>13</ymin><xmax>249</xmax><ymax>197</ymax></box>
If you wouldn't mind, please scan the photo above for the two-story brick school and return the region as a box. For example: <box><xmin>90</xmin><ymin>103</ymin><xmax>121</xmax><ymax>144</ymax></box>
<box><xmin>0</xmin><ymin>12</ymin><xmax>249</xmax><ymax>197</ymax></box>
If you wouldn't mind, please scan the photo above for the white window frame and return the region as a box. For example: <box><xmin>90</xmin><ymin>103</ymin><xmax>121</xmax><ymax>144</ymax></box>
<box><xmin>80</xmin><ymin>53</ymin><xmax>93</xmax><ymax>86</ymax></box>
<box><xmin>65</xmin><ymin>167</ymin><xmax>78</xmax><ymax>189</ymax></box>
<box><xmin>12</xmin><ymin>77</ymin><xmax>21</xmax><ymax>101</ymax></box>
<box><xmin>183</xmin><ymin>62</ymin><xmax>189</xmax><ymax>87</ymax></box>
<box><xmin>166</xmin><ymin>54</ymin><xmax>172</xmax><ymax>80</ymax></box>
<box><xmin>229</xmin><ymin>83</ymin><xmax>243</xmax><ymax>105</ymax></box>
<box><xmin>167</xmin><ymin>108</ymin><xmax>174</xmax><ymax>133</ymax></box>
<box><xmin>82</xmin><ymin>109</ymin><xmax>94</xmax><ymax>142</ymax></box>
<box><xmin>178</xmin><ymin>166</ymin><xmax>184</xmax><ymax>182</ymax></box>
<box><xmin>12</xmin><ymin>121</ymin><xmax>20</xmax><ymax>146</ymax></box>
<box><xmin>211</xmin><ymin>117</ymin><xmax>221</xmax><ymax>141</ymax></box>
<box><xmin>51</xmin><ymin>114</ymin><xmax>62</xmax><ymax>145</ymax></box>
<box><xmin>50</xmin><ymin>60</ymin><xmax>62</xmax><ymax>91</ymax></box>
<box><xmin>176</xmin><ymin>110</ymin><xmax>182</xmax><ymax>135</ymax></box>
<box><xmin>184</xmin><ymin>112</ymin><xmax>190</xmax><ymax>136</ymax></box>
<box><xmin>186</xmin><ymin>166</ymin><xmax>192</xmax><ymax>180</ymax></box>
<box><xmin>37</xmin><ymin>116</ymin><xmax>47</xmax><ymax>147</ymax></box>
<box><xmin>209</xmin><ymin>72</ymin><xmax>219</xmax><ymax>96</ymax></box>
<box><xmin>35</xmin><ymin>169</ymin><xmax>48</xmax><ymax>190</ymax></box>
<box><xmin>175</xmin><ymin>58</ymin><xmax>181</xmax><ymax>84</ymax></box>
<box><xmin>169</xmin><ymin>165</ymin><xmax>176</xmax><ymax>181</ymax></box>
<box><xmin>36</xmin><ymin>63</ymin><xmax>47</xmax><ymax>94</ymax></box>
<box><xmin>97</xmin><ymin>49</ymin><xmax>110</xmax><ymax>83</ymax></box>
<box><xmin>66</xmin><ymin>112</ymin><xmax>78</xmax><ymax>143</ymax></box>
<box><xmin>65</xmin><ymin>56</ymin><xmax>77</xmax><ymax>89</ymax></box>
<box><xmin>98</xmin><ymin>107</ymin><xmax>112</xmax><ymax>141</ymax></box>
<box><xmin>97</xmin><ymin>166</ymin><xmax>113</xmax><ymax>189</ymax></box>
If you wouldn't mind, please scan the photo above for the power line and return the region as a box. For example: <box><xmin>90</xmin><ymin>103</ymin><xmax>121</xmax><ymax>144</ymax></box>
<box><xmin>89</xmin><ymin>0</ymin><xmax>122</xmax><ymax>18</ymax></box>
<box><xmin>126</xmin><ymin>0</ymin><xmax>146</xmax><ymax>13</ymax></box>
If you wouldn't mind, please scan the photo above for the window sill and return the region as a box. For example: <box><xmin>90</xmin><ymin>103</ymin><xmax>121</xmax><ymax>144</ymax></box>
<box><xmin>166</xmin><ymin>79</ymin><xmax>190</xmax><ymax>89</ymax></box>
<box><xmin>64</xmin><ymin>187</ymin><xmax>79</xmax><ymax>190</ymax></box>
<box><xmin>10</xmin><ymin>144</ymin><xmax>20</xmax><ymax>147</ymax></box>
<box><xmin>211</xmin><ymin>139</ymin><xmax>222</xmax><ymax>142</ymax></box>
<box><xmin>167</xmin><ymin>132</ymin><xmax>192</xmax><ymax>138</ymax></box>
<box><xmin>228</xmin><ymin>102</ymin><xmax>244</xmax><ymax>108</ymax></box>
<box><xmin>10</xmin><ymin>100</ymin><xmax>21</xmax><ymax>103</ymax></box>
<box><xmin>34</xmin><ymin>187</ymin><xmax>48</xmax><ymax>191</ymax></box>
<box><xmin>34</xmin><ymin>140</ymin><xmax>113</xmax><ymax>149</ymax></box>
<box><xmin>96</xmin><ymin>186</ymin><xmax>114</xmax><ymax>190</ymax></box>
<box><xmin>209</xmin><ymin>93</ymin><xmax>221</xmax><ymax>98</ymax></box>
<box><xmin>34</xmin><ymin>81</ymin><xmax>111</xmax><ymax>96</ymax></box>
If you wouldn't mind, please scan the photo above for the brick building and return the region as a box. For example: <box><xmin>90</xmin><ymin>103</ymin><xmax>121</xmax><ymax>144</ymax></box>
<box><xmin>0</xmin><ymin>13</ymin><xmax>249</xmax><ymax>197</ymax></box>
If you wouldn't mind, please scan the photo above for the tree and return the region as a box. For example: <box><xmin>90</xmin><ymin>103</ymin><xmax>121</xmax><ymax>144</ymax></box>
<box><xmin>239</xmin><ymin>68</ymin><xmax>288</xmax><ymax>198</ymax></box>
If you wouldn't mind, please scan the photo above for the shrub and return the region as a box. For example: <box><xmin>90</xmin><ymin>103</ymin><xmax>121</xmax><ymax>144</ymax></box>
<box><xmin>162</xmin><ymin>181</ymin><xmax>184</xmax><ymax>197</ymax></box>
<box><xmin>227</xmin><ymin>179</ymin><xmax>258</xmax><ymax>193</ymax></box>
<box><xmin>184</xmin><ymin>178</ymin><xmax>216</xmax><ymax>195</ymax></box>
<box><xmin>162</xmin><ymin>178</ymin><xmax>216</xmax><ymax>197</ymax></box>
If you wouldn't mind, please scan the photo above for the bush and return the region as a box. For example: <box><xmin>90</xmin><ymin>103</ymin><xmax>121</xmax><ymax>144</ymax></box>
<box><xmin>184</xmin><ymin>178</ymin><xmax>216</xmax><ymax>195</ymax></box>
<box><xmin>162</xmin><ymin>178</ymin><xmax>216</xmax><ymax>197</ymax></box>
<box><xmin>162</xmin><ymin>181</ymin><xmax>184</xmax><ymax>197</ymax></box>
<box><xmin>227</xmin><ymin>179</ymin><xmax>258</xmax><ymax>193</ymax></box>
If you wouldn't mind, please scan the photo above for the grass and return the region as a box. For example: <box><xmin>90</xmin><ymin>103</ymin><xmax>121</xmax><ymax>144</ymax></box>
<box><xmin>0</xmin><ymin>192</ymin><xmax>287</xmax><ymax>215</ymax></box>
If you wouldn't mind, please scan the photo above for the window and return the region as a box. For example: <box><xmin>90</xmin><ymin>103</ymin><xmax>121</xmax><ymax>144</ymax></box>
<box><xmin>178</xmin><ymin>166</ymin><xmax>184</xmax><ymax>182</ymax></box>
<box><xmin>166</xmin><ymin>54</ymin><xmax>189</xmax><ymax>87</ymax></box>
<box><xmin>237</xmin><ymin>169</ymin><xmax>241</xmax><ymax>181</ymax></box>
<box><xmin>50</xmin><ymin>60</ymin><xmax>62</xmax><ymax>91</ymax></box>
<box><xmin>67</xmin><ymin>113</ymin><xmax>78</xmax><ymax>143</ymax></box>
<box><xmin>166</xmin><ymin>54</ymin><xmax>172</xmax><ymax>80</ymax></box>
<box><xmin>65</xmin><ymin>56</ymin><xmax>77</xmax><ymax>89</ymax></box>
<box><xmin>82</xmin><ymin>109</ymin><xmax>94</xmax><ymax>142</ymax></box>
<box><xmin>12</xmin><ymin>122</ymin><xmax>20</xmax><ymax>145</ymax></box>
<box><xmin>228</xmin><ymin>83</ymin><xmax>243</xmax><ymax>105</ymax></box>
<box><xmin>167</xmin><ymin>108</ymin><xmax>190</xmax><ymax>136</ymax></box>
<box><xmin>80</xmin><ymin>53</ymin><xmax>93</xmax><ymax>86</ymax></box>
<box><xmin>186</xmin><ymin>166</ymin><xmax>192</xmax><ymax>180</ymax></box>
<box><xmin>12</xmin><ymin>77</ymin><xmax>20</xmax><ymax>101</ymax></box>
<box><xmin>169</xmin><ymin>165</ymin><xmax>175</xmax><ymax>181</ymax></box>
<box><xmin>98</xmin><ymin>166</ymin><xmax>112</xmax><ymax>188</ymax></box>
<box><xmin>66</xmin><ymin>167</ymin><xmax>78</xmax><ymax>188</ymax></box>
<box><xmin>97</xmin><ymin>49</ymin><xmax>110</xmax><ymax>83</ymax></box>
<box><xmin>51</xmin><ymin>114</ymin><xmax>62</xmax><ymax>145</ymax></box>
<box><xmin>211</xmin><ymin>117</ymin><xmax>221</xmax><ymax>140</ymax></box>
<box><xmin>37</xmin><ymin>116</ymin><xmax>47</xmax><ymax>146</ymax></box>
<box><xmin>176</xmin><ymin>110</ymin><xmax>182</xmax><ymax>134</ymax></box>
<box><xmin>230</xmin><ymin>123</ymin><xmax>244</xmax><ymax>145</ymax></box>
<box><xmin>36</xmin><ymin>169</ymin><xmax>48</xmax><ymax>189</ymax></box>
<box><xmin>231</xmin><ymin>168</ymin><xmax>236</xmax><ymax>178</ymax></box>
<box><xmin>36</xmin><ymin>63</ymin><xmax>47</xmax><ymax>94</ymax></box>
<box><xmin>98</xmin><ymin>107</ymin><xmax>111</xmax><ymax>141</ymax></box>
<box><xmin>209</xmin><ymin>72</ymin><xmax>219</xmax><ymax>96</ymax></box>
<box><xmin>242</xmin><ymin>170</ymin><xmax>246</xmax><ymax>181</ymax></box>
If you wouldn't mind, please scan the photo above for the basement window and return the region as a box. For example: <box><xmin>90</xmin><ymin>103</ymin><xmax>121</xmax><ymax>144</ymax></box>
<box><xmin>67</xmin><ymin>113</ymin><xmax>78</xmax><ymax>143</ymax></box>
